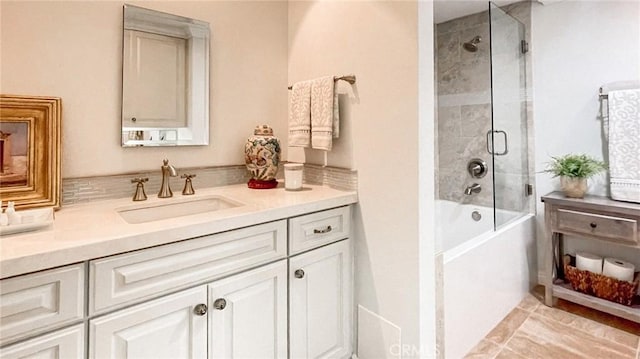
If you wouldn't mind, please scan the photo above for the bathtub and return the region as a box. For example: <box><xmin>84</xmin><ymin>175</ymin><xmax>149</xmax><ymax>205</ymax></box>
<box><xmin>437</xmin><ymin>200</ymin><xmax>535</xmax><ymax>359</ymax></box>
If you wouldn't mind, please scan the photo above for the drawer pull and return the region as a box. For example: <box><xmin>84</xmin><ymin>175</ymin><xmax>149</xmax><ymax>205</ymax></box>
<box><xmin>294</xmin><ymin>269</ymin><xmax>305</xmax><ymax>279</ymax></box>
<box><xmin>590</xmin><ymin>222</ymin><xmax>597</xmax><ymax>229</ymax></box>
<box><xmin>313</xmin><ymin>226</ymin><xmax>332</xmax><ymax>234</ymax></box>
<box><xmin>213</xmin><ymin>298</ymin><xmax>227</xmax><ymax>310</ymax></box>
<box><xmin>193</xmin><ymin>303</ymin><xmax>208</xmax><ymax>316</ymax></box>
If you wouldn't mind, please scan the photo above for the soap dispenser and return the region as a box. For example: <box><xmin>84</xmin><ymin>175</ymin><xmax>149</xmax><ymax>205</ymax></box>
<box><xmin>0</xmin><ymin>201</ymin><xmax>8</xmax><ymax>226</ymax></box>
<box><xmin>6</xmin><ymin>201</ymin><xmax>21</xmax><ymax>225</ymax></box>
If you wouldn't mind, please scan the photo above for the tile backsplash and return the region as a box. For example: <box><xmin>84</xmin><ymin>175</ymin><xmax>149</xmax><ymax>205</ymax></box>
<box><xmin>62</xmin><ymin>164</ymin><xmax>357</xmax><ymax>205</ymax></box>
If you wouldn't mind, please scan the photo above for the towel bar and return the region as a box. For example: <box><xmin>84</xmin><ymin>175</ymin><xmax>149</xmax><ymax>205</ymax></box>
<box><xmin>599</xmin><ymin>88</ymin><xmax>608</xmax><ymax>100</ymax></box>
<box><xmin>288</xmin><ymin>75</ymin><xmax>356</xmax><ymax>90</ymax></box>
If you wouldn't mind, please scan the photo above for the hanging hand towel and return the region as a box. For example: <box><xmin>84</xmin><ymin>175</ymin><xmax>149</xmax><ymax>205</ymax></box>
<box><xmin>311</xmin><ymin>76</ymin><xmax>339</xmax><ymax>151</ymax></box>
<box><xmin>608</xmin><ymin>88</ymin><xmax>640</xmax><ymax>203</ymax></box>
<box><xmin>288</xmin><ymin>81</ymin><xmax>311</xmax><ymax>147</ymax></box>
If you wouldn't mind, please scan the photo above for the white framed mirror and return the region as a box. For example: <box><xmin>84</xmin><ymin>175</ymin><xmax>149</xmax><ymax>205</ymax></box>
<box><xmin>122</xmin><ymin>4</ymin><xmax>210</xmax><ymax>147</ymax></box>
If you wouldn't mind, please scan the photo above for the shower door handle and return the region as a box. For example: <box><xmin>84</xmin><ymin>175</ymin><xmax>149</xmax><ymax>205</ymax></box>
<box><xmin>486</xmin><ymin>130</ymin><xmax>509</xmax><ymax>156</ymax></box>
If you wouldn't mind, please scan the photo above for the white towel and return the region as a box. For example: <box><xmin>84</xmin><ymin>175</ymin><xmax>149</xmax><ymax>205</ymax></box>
<box><xmin>288</xmin><ymin>81</ymin><xmax>311</xmax><ymax>147</ymax></box>
<box><xmin>608</xmin><ymin>88</ymin><xmax>640</xmax><ymax>203</ymax></box>
<box><xmin>311</xmin><ymin>76</ymin><xmax>339</xmax><ymax>151</ymax></box>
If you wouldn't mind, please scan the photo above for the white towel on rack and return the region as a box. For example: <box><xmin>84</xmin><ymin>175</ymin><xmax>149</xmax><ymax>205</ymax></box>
<box><xmin>311</xmin><ymin>76</ymin><xmax>339</xmax><ymax>151</ymax></box>
<box><xmin>601</xmin><ymin>80</ymin><xmax>640</xmax><ymax>95</ymax></box>
<box><xmin>288</xmin><ymin>80</ymin><xmax>311</xmax><ymax>147</ymax></box>
<box><xmin>608</xmin><ymin>88</ymin><xmax>640</xmax><ymax>203</ymax></box>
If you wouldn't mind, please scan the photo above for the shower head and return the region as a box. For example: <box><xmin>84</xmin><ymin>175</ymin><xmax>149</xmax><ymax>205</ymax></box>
<box><xmin>462</xmin><ymin>36</ymin><xmax>482</xmax><ymax>52</ymax></box>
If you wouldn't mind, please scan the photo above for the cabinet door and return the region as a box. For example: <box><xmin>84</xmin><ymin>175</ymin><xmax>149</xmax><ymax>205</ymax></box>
<box><xmin>0</xmin><ymin>324</ymin><xmax>84</xmax><ymax>359</ymax></box>
<box><xmin>289</xmin><ymin>240</ymin><xmax>352</xmax><ymax>359</ymax></box>
<box><xmin>89</xmin><ymin>286</ymin><xmax>207</xmax><ymax>359</ymax></box>
<box><xmin>208</xmin><ymin>260</ymin><xmax>287</xmax><ymax>359</ymax></box>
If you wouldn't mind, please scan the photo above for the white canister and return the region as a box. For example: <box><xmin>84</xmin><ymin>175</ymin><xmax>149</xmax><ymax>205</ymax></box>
<box><xmin>284</xmin><ymin>163</ymin><xmax>303</xmax><ymax>191</ymax></box>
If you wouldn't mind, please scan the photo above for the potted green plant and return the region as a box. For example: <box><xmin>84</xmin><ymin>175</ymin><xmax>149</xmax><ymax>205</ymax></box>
<box><xmin>544</xmin><ymin>154</ymin><xmax>606</xmax><ymax>198</ymax></box>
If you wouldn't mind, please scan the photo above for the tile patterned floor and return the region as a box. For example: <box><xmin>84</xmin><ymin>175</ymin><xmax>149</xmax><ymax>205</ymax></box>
<box><xmin>464</xmin><ymin>287</ymin><xmax>640</xmax><ymax>359</ymax></box>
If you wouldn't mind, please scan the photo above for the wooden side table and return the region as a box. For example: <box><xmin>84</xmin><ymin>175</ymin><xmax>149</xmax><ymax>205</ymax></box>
<box><xmin>541</xmin><ymin>192</ymin><xmax>640</xmax><ymax>323</ymax></box>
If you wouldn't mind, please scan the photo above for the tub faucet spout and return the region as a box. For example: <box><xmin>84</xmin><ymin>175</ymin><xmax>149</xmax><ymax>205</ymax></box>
<box><xmin>464</xmin><ymin>183</ymin><xmax>482</xmax><ymax>195</ymax></box>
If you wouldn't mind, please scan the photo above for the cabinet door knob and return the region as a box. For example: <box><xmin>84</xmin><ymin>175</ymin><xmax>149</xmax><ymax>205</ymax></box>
<box><xmin>213</xmin><ymin>298</ymin><xmax>227</xmax><ymax>310</ymax></box>
<box><xmin>590</xmin><ymin>222</ymin><xmax>597</xmax><ymax>229</ymax></box>
<box><xmin>193</xmin><ymin>303</ymin><xmax>208</xmax><ymax>316</ymax></box>
<box><xmin>294</xmin><ymin>269</ymin><xmax>305</xmax><ymax>279</ymax></box>
<box><xmin>313</xmin><ymin>226</ymin><xmax>332</xmax><ymax>234</ymax></box>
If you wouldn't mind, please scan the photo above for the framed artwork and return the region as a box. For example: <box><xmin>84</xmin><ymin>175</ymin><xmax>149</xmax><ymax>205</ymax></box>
<box><xmin>0</xmin><ymin>95</ymin><xmax>61</xmax><ymax>209</ymax></box>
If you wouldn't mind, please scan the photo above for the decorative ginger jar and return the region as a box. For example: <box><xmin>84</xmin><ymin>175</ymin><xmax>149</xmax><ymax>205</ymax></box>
<box><xmin>244</xmin><ymin>125</ymin><xmax>281</xmax><ymax>189</ymax></box>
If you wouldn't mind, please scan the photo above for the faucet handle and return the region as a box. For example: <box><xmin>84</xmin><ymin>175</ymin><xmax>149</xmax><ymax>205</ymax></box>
<box><xmin>131</xmin><ymin>177</ymin><xmax>149</xmax><ymax>201</ymax></box>
<box><xmin>181</xmin><ymin>174</ymin><xmax>196</xmax><ymax>195</ymax></box>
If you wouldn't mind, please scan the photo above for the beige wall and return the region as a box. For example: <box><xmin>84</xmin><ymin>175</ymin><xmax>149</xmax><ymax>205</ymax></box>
<box><xmin>0</xmin><ymin>0</ymin><xmax>288</xmax><ymax>178</ymax></box>
<box><xmin>288</xmin><ymin>1</ymin><xmax>421</xmax><ymax>355</ymax></box>
<box><xmin>3</xmin><ymin>0</ymin><xmax>431</xmax><ymax>354</ymax></box>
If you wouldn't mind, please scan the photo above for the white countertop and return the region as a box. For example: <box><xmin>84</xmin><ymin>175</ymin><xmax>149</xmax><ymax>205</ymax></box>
<box><xmin>0</xmin><ymin>184</ymin><xmax>357</xmax><ymax>279</ymax></box>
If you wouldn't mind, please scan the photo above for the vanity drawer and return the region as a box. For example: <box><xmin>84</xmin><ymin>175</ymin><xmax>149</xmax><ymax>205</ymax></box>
<box><xmin>90</xmin><ymin>220</ymin><xmax>287</xmax><ymax>314</ymax></box>
<box><xmin>289</xmin><ymin>206</ymin><xmax>351</xmax><ymax>255</ymax></box>
<box><xmin>557</xmin><ymin>209</ymin><xmax>638</xmax><ymax>246</ymax></box>
<box><xmin>0</xmin><ymin>263</ymin><xmax>85</xmax><ymax>346</ymax></box>
<box><xmin>0</xmin><ymin>324</ymin><xmax>85</xmax><ymax>359</ymax></box>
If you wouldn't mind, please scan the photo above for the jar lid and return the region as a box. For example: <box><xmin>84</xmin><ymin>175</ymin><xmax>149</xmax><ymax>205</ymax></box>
<box><xmin>284</xmin><ymin>163</ymin><xmax>303</xmax><ymax>171</ymax></box>
<box><xmin>254</xmin><ymin>125</ymin><xmax>273</xmax><ymax>136</ymax></box>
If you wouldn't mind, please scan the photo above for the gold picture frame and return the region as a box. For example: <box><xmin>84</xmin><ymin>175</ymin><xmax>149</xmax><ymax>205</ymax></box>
<box><xmin>0</xmin><ymin>95</ymin><xmax>61</xmax><ymax>209</ymax></box>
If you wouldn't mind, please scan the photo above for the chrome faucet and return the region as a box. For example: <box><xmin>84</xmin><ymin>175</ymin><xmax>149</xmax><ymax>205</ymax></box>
<box><xmin>464</xmin><ymin>183</ymin><xmax>482</xmax><ymax>195</ymax></box>
<box><xmin>158</xmin><ymin>159</ymin><xmax>178</xmax><ymax>198</ymax></box>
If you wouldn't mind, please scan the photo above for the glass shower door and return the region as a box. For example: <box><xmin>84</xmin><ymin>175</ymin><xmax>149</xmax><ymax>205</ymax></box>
<box><xmin>489</xmin><ymin>3</ymin><xmax>530</xmax><ymax>229</ymax></box>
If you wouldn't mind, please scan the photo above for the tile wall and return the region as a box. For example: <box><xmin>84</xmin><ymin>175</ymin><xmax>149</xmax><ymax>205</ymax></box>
<box><xmin>436</xmin><ymin>9</ymin><xmax>493</xmax><ymax>206</ymax></box>
<box><xmin>435</xmin><ymin>1</ymin><xmax>533</xmax><ymax>212</ymax></box>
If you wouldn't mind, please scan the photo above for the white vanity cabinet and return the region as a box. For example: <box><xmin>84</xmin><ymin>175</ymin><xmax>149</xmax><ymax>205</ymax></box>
<box><xmin>89</xmin><ymin>220</ymin><xmax>287</xmax><ymax>315</ymax></box>
<box><xmin>90</xmin><ymin>259</ymin><xmax>289</xmax><ymax>359</ymax></box>
<box><xmin>289</xmin><ymin>240</ymin><xmax>353</xmax><ymax>359</ymax></box>
<box><xmin>0</xmin><ymin>204</ymin><xmax>354</xmax><ymax>359</ymax></box>
<box><xmin>0</xmin><ymin>324</ymin><xmax>85</xmax><ymax>359</ymax></box>
<box><xmin>209</xmin><ymin>260</ymin><xmax>288</xmax><ymax>358</ymax></box>
<box><xmin>89</xmin><ymin>286</ymin><xmax>208</xmax><ymax>358</ymax></box>
<box><xmin>0</xmin><ymin>263</ymin><xmax>85</xmax><ymax>347</ymax></box>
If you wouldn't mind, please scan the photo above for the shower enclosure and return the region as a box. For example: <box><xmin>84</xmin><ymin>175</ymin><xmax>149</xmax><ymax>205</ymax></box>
<box><xmin>435</xmin><ymin>2</ymin><xmax>535</xmax><ymax>358</ymax></box>
<box><xmin>435</xmin><ymin>1</ymin><xmax>531</xmax><ymax>250</ymax></box>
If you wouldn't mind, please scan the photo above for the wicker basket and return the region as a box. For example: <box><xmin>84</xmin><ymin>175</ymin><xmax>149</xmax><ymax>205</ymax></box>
<box><xmin>563</xmin><ymin>255</ymin><xmax>640</xmax><ymax>306</ymax></box>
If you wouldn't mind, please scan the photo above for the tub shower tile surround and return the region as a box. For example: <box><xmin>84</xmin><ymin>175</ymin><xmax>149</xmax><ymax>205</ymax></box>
<box><xmin>62</xmin><ymin>164</ymin><xmax>357</xmax><ymax>205</ymax></box>
<box><xmin>435</xmin><ymin>1</ymin><xmax>533</xmax><ymax>212</ymax></box>
<box><xmin>436</xmin><ymin>11</ymin><xmax>492</xmax><ymax>208</ymax></box>
<box><xmin>501</xmin><ymin>1</ymin><xmax>535</xmax><ymax>215</ymax></box>
<box><xmin>437</xmin><ymin>104</ymin><xmax>493</xmax><ymax>206</ymax></box>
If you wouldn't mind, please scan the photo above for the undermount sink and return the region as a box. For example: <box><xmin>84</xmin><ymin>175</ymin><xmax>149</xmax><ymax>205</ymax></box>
<box><xmin>117</xmin><ymin>195</ymin><xmax>243</xmax><ymax>224</ymax></box>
